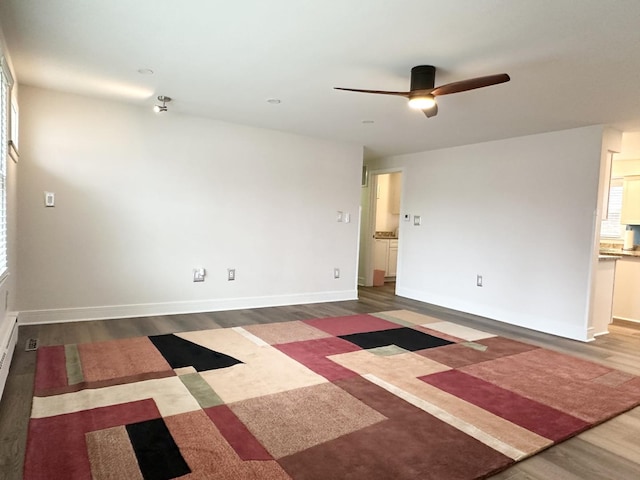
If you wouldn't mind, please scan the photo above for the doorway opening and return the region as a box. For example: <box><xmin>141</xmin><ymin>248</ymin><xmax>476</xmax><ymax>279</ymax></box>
<box><xmin>358</xmin><ymin>169</ymin><xmax>403</xmax><ymax>289</ymax></box>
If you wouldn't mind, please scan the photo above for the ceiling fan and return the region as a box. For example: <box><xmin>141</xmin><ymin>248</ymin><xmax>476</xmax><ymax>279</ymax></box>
<box><xmin>334</xmin><ymin>65</ymin><xmax>510</xmax><ymax>118</ymax></box>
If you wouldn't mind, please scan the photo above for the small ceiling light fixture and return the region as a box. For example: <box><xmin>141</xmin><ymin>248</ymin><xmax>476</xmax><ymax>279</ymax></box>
<box><xmin>153</xmin><ymin>95</ymin><xmax>171</xmax><ymax>113</ymax></box>
<box><xmin>361</xmin><ymin>120</ymin><xmax>375</xmax><ymax>124</ymax></box>
<box><xmin>137</xmin><ymin>68</ymin><xmax>154</xmax><ymax>75</ymax></box>
<box><xmin>266</xmin><ymin>98</ymin><xmax>281</xmax><ymax>104</ymax></box>
<box><xmin>407</xmin><ymin>94</ymin><xmax>436</xmax><ymax>110</ymax></box>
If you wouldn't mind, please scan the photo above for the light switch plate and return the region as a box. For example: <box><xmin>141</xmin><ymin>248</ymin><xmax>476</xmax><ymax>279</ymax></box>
<box><xmin>413</xmin><ymin>215</ymin><xmax>421</xmax><ymax>226</ymax></box>
<box><xmin>44</xmin><ymin>192</ymin><xmax>55</xmax><ymax>207</ymax></box>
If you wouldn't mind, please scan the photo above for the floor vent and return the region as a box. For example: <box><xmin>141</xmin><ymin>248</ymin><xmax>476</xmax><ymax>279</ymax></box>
<box><xmin>25</xmin><ymin>338</ymin><xmax>39</xmax><ymax>352</ymax></box>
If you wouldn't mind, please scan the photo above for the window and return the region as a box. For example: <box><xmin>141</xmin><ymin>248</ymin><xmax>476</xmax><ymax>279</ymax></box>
<box><xmin>0</xmin><ymin>56</ymin><xmax>11</xmax><ymax>278</ymax></box>
<box><xmin>600</xmin><ymin>177</ymin><xmax>624</xmax><ymax>239</ymax></box>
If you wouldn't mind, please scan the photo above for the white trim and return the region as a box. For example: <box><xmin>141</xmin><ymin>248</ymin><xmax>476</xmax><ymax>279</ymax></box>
<box><xmin>0</xmin><ymin>315</ymin><xmax>18</xmax><ymax>402</ymax></box>
<box><xmin>17</xmin><ymin>290</ymin><xmax>358</xmax><ymax>325</ymax></box>
<box><xmin>0</xmin><ymin>270</ymin><xmax>8</xmax><ymax>288</ymax></box>
<box><xmin>586</xmin><ymin>325</ymin><xmax>596</xmax><ymax>342</ymax></box>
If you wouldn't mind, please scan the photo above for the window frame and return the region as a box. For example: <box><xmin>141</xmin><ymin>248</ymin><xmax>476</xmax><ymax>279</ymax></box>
<box><xmin>0</xmin><ymin>55</ymin><xmax>13</xmax><ymax>283</ymax></box>
<box><xmin>600</xmin><ymin>176</ymin><xmax>624</xmax><ymax>241</ymax></box>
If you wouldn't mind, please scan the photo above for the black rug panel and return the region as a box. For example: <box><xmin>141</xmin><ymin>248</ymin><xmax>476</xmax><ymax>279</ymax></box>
<box><xmin>339</xmin><ymin>327</ymin><xmax>453</xmax><ymax>351</ymax></box>
<box><xmin>149</xmin><ymin>334</ymin><xmax>243</xmax><ymax>372</ymax></box>
<box><xmin>126</xmin><ymin>418</ymin><xmax>191</xmax><ymax>480</ymax></box>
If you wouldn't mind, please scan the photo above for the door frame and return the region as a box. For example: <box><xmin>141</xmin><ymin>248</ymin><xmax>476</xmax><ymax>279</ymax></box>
<box><xmin>361</xmin><ymin>167</ymin><xmax>405</xmax><ymax>287</ymax></box>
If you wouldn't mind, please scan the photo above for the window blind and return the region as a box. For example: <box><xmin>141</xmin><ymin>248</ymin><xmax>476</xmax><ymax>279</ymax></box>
<box><xmin>600</xmin><ymin>177</ymin><xmax>624</xmax><ymax>239</ymax></box>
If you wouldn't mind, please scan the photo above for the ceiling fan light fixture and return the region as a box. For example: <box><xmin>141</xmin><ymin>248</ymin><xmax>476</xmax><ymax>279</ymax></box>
<box><xmin>408</xmin><ymin>95</ymin><xmax>436</xmax><ymax>110</ymax></box>
<box><xmin>154</xmin><ymin>95</ymin><xmax>171</xmax><ymax>113</ymax></box>
<box><xmin>335</xmin><ymin>66</ymin><xmax>510</xmax><ymax>119</ymax></box>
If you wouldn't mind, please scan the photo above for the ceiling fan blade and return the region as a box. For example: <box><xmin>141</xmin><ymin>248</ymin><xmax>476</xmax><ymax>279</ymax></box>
<box><xmin>430</xmin><ymin>73</ymin><xmax>510</xmax><ymax>97</ymax></box>
<box><xmin>334</xmin><ymin>87</ymin><xmax>409</xmax><ymax>98</ymax></box>
<box><xmin>423</xmin><ymin>103</ymin><xmax>438</xmax><ymax>118</ymax></box>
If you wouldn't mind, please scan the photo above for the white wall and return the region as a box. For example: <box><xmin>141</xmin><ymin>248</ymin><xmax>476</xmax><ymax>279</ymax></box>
<box><xmin>17</xmin><ymin>86</ymin><xmax>362</xmax><ymax>323</ymax></box>
<box><xmin>615</xmin><ymin>131</ymin><xmax>640</xmax><ymax>160</ymax></box>
<box><xmin>368</xmin><ymin>126</ymin><xmax>607</xmax><ymax>341</ymax></box>
<box><xmin>613</xmin><ymin>159</ymin><xmax>640</xmax><ymax>177</ymax></box>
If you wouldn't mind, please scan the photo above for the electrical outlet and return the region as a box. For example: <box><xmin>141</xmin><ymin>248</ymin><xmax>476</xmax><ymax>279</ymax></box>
<box><xmin>228</xmin><ymin>268</ymin><xmax>236</xmax><ymax>281</ymax></box>
<box><xmin>193</xmin><ymin>268</ymin><xmax>206</xmax><ymax>282</ymax></box>
<box><xmin>476</xmin><ymin>274</ymin><xmax>483</xmax><ymax>287</ymax></box>
<box><xmin>334</xmin><ymin>268</ymin><xmax>340</xmax><ymax>279</ymax></box>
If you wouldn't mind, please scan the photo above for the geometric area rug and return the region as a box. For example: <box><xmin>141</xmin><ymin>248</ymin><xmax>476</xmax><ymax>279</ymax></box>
<box><xmin>24</xmin><ymin>310</ymin><xmax>640</xmax><ymax>479</ymax></box>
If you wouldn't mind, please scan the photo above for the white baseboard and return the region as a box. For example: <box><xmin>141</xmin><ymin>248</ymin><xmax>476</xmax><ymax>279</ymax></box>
<box><xmin>0</xmin><ymin>315</ymin><xmax>19</xmax><ymax>402</ymax></box>
<box><xmin>17</xmin><ymin>290</ymin><xmax>358</xmax><ymax>325</ymax></box>
<box><xmin>612</xmin><ymin>315</ymin><xmax>640</xmax><ymax>324</ymax></box>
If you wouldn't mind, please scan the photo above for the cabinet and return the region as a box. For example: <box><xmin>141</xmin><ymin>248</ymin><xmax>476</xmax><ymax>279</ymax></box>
<box><xmin>373</xmin><ymin>238</ymin><xmax>398</xmax><ymax>277</ymax></box>
<box><xmin>621</xmin><ymin>175</ymin><xmax>640</xmax><ymax>225</ymax></box>
<box><xmin>374</xmin><ymin>239</ymin><xmax>388</xmax><ymax>272</ymax></box>
<box><xmin>388</xmin><ymin>240</ymin><xmax>398</xmax><ymax>276</ymax></box>
<box><xmin>612</xmin><ymin>257</ymin><xmax>640</xmax><ymax>322</ymax></box>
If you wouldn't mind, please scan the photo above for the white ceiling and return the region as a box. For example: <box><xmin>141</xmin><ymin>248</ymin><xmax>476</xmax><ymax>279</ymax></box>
<box><xmin>2</xmin><ymin>0</ymin><xmax>640</xmax><ymax>159</ymax></box>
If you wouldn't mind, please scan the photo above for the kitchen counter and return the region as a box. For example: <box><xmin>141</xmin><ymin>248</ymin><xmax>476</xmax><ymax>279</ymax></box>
<box><xmin>599</xmin><ymin>248</ymin><xmax>640</xmax><ymax>258</ymax></box>
<box><xmin>374</xmin><ymin>231</ymin><xmax>398</xmax><ymax>239</ymax></box>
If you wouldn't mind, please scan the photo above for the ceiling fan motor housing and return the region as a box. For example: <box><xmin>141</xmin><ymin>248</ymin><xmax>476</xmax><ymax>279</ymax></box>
<box><xmin>410</xmin><ymin>65</ymin><xmax>436</xmax><ymax>91</ymax></box>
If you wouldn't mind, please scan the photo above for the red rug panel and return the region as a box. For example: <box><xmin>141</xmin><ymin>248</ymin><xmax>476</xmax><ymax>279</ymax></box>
<box><xmin>420</xmin><ymin>369</ymin><xmax>590</xmax><ymax>441</ymax></box>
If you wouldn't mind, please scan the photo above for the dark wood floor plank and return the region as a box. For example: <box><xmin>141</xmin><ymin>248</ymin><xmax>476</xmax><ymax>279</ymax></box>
<box><xmin>0</xmin><ymin>373</ymin><xmax>34</xmax><ymax>480</ymax></box>
<box><xmin>0</xmin><ymin>283</ymin><xmax>639</xmax><ymax>480</ymax></box>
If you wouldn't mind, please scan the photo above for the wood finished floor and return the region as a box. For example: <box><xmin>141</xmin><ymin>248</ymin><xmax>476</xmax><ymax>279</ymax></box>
<box><xmin>1</xmin><ymin>284</ymin><xmax>639</xmax><ymax>479</ymax></box>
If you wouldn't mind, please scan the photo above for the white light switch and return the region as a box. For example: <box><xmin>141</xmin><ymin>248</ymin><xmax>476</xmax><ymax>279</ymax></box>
<box><xmin>44</xmin><ymin>192</ymin><xmax>55</xmax><ymax>207</ymax></box>
<box><xmin>344</xmin><ymin>212</ymin><xmax>351</xmax><ymax>223</ymax></box>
